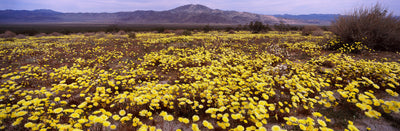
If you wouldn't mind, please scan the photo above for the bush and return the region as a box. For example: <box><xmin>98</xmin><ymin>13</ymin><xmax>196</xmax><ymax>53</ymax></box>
<box><xmin>60</xmin><ymin>29</ymin><xmax>72</xmax><ymax>35</ymax></box>
<box><xmin>128</xmin><ymin>32</ymin><xmax>136</xmax><ymax>39</ymax></box>
<box><xmin>95</xmin><ymin>32</ymin><xmax>107</xmax><ymax>38</ymax></box>
<box><xmin>331</xmin><ymin>3</ymin><xmax>400</xmax><ymax>51</ymax></box>
<box><xmin>106</xmin><ymin>25</ymin><xmax>120</xmax><ymax>33</ymax></box>
<box><xmin>16</xmin><ymin>29</ymin><xmax>39</xmax><ymax>36</ymax></box>
<box><xmin>203</xmin><ymin>25</ymin><xmax>212</xmax><ymax>33</ymax></box>
<box><xmin>15</xmin><ymin>34</ymin><xmax>26</xmax><ymax>39</ymax></box>
<box><xmin>174</xmin><ymin>30</ymin><xmax>192</xmax><ymax>36</ymax></box>
<box><xmin>155</xmin><ymin>27</ymin><xmax>166</xmax><ymax>33</ymax></box>
<box><xmin>0</xmin><ymin>31</ymin><xmax>16</xmax><ymax>38</ymax></box>
<box><xmin>249</xmin><ymin>21</ymin><xmax>268</xmax><ymax>33</ymax></box>
<box><xmin>35</xmin><ymin>33</ymin><xmax>47</xmax><ymax>37</ymax></box>
<box><xmin>117</xmin><ymin>30</ymin><xmax>126</xmax><ymax>35</ymax></box>
<box><xmin>312</xmin><ymin>30</ymin><xmax>324</xmax><ymax>36</ymax></box>
<box><xmin>84</xmin><ymin>32</ymin><xmax>96</xmax><ymax>36</ymax></box>
<box><xmin>273</xmin><ymin>22</ymin><xmax>290</xmax><ymax>32</ymax></box>
<box><xmin>182</xmin><ymin>30</ymin><xmax>192</xmax><ymax>36</ymax></box>
<box><xmin>49</xmin><ymin>32</ymin><xmax>63</xmax><ymax>36</ymax></box>
<box><xmin>224</xmin><ymin>27</ymin><xmax>234</xmax><ymax>32</ymax></box>
<box><xmin>302</xmin><ymin>25</ymin><xmax>323</xmax><ymax>36</ymax></box>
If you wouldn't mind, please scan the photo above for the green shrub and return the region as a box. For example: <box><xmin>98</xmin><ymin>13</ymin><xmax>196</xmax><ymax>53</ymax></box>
<box><xmin>331</xmin><ymin>3</ymin><xmax>400</xmax><ymax>51</ymax></box>
<box><xmin>249</xmin><ymin>21</ymin><xmax>268</xmax><ymax>33</ymax></box>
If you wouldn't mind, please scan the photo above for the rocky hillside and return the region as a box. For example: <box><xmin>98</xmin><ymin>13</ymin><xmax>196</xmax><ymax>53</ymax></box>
<box><xmin>0</xmin><ymin>4</ymin><xmax>315</xmax><ymax>25</ymax></box>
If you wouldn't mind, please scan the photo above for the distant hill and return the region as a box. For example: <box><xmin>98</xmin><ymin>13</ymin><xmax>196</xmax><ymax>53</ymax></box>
<box><xmin>273</xmin><ymin>14</ymin><xmax>341</xmax><ymax>25</ymax></box>
<box><xmin>0</xmin><ymin>4</ymin><xmax>336</xmax><ymax>25</ymax></box>
<box><xmin>0</xmin><ymin>9</ymin><xmax>62</xmax><ymax>22</ymax></box>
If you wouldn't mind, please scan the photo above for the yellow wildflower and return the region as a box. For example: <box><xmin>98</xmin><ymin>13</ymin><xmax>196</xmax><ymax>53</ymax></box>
<box><xmin>70</xmin><ymin>113</ymin><xmax>80</xmax><ymax>118</ymax></box>
<box><xmin>164</xmin><ymin>115</ymin><xmax>174</xmax><ymax>121</ymax></box>
<box><xmin>110</xmin><ymin>125</ymin><xmax>117</xmax><ymax>129</ymax></box>
<box><xmin>317</xmin><ymin>119</ymin><xmax>327</xmax><ymax>127</ymax></box>
<box><xmin>54</xmin><ymin>97</ymin><xmax>60</xmax><ymax>102</ymax></box>
<box><xmin>203</xmin><ymin>120</ymin><xmax>214</xmax><ymax>129</ymax></box>
<box><xmin>272</xmin><ymin>125</ymin><xmax>280</xmax><ymax>131</ymax></box>
<box><xmin>192</xmin><ymin>123</ymin><xmax>200</xmax><ymax>131</ymax></box>
<box><xmin>16</xmin><ymin>111</ymin><xmax>28</xmax><ymax>117</ymax></box>
<box><xmin>192</xmin><ymin>115</ymin><xmax>200</xmax><ymax>122</ymax></box>
<box><xmin>119</xmin><ymin>110</ymin><xmax>126</xmax><ymax>116</ymax></box>
<box><xmin>113</xmin><ymin>115</ymin><xmax>120</xmax><ymax>120</ymax></box>
<box><xmin>24</xmin><ymin>122</ymin><xmax>34</xmax><ymax>128</ymax></box>
<box><xmin>236</xmin><ymin>125</ymin><xmax>244</xmax><ymax>131</ymax></box>
<box><xmin>103</xmin><ymin>121</ymin><xmax>111</xmax><ymax>126</ymax></box>
<box><xmin>54</xmin><ymin>108</ymin><xmax>63</xmax><ymax>114</ymax></box>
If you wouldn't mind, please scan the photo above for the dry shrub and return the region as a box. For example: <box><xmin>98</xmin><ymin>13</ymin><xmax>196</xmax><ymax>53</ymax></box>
<box><xmin>182</xmin><ymin>30</ymin><xmax>192</xmax><ymax>36</ymax></box>
<box><xmin>228</xmin><ymin>30</ymin><xmax>236</xmax><ymax>34</ymax></box>
<box><xmin>95</xmin><ymin>32</ymin><xmax>107</xmax><ymax>38</ymax></box>
<box><xmin>35</xmin><ymin>33</ymin><xmax>47</xmax><ymax>37</ymax></box>
<box><xmin>173</xmin><ymin>29</ymin><xmax>183</xmax><ymax>35</ymax></box>
<box><xmin>175</xmin><ymin>30</ymin><xmax>192</xmax><ymax>36</ymax></box>
<box><xmin>203</xmin><ymin>25</ymin><xmax>212</xmax><ymax>33</ymax></box>
<box><xmin>15</xmin><ymin>34</ymin><xmax>26</xmax><ymax>39</ymax></box>
<box><xmin>163</xmin><ymin>30</ymin><xmax>174</xmax><ymax>33</ymax></box>
<box><xmin>0</xmin><ymin>31</ymin><xmax>16</xmax><ymax>38</ymax></box>
<box><xmin>331</xmin><ymin>3</ymin><xmax>400</xmax><ymax>51</ymax></box>
<box><xmin>84</xmin><ymin>32</ymin><xmax>96</xmax><ymax>36</ymax></box>
<box><xmin>128</xmin><ymin>32</ymin><xmax>136</xmax><ymax>39</ymax></box>
<box><xmin>302</xmin><ymin>25</ymin><xmax>323</xmax><ymax>36</ymax></box>
<box><xmin>116</xmin><ymin>30</ymin><xmax>126</xmax><ymax>35</ymax></box>
<box><xmin>312</xmin><ymin>30</ymin><xmax>324</xmax><ymax>36</ymax></box>
<box><xmin>49</xmin><ymin>32</ymin><xmax>63</xmax><ymax>36</ymax></box>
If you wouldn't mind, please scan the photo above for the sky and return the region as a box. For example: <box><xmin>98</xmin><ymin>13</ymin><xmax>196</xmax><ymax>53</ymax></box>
<box><xmin>1</xmin><ymin>0</ymin><xmax>399</xmax><ymax>15</ymax></box>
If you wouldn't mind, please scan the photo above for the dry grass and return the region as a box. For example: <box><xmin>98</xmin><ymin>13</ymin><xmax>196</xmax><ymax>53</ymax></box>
<box><xmin>301</xmin><ymin>25</ymin><xmax>323</xmax><ymax>36</ymax></box>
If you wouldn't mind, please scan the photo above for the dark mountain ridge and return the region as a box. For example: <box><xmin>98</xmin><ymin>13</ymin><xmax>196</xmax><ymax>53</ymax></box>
<box><xmin>0</xmin><ymin>4</ymin><xmax>337</xmax><ymax>25</ymax></box>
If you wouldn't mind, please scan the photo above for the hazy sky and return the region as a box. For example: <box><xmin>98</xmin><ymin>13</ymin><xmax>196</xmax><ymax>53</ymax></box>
<box><xmin>1</xmin><ymin>0</ymin><xmax>399</xmax><ymax>15</ymax></box>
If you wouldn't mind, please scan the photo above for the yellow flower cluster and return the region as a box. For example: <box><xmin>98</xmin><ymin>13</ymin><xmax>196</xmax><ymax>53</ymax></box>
<box><xmin>0</xmin><ymin>31</ymin><xmax>399</xmax><ymax>130</ymax></box>
<box><xmin>326</xmin><ymin>38</ymin><xmax>372</xmax><ymax>53</ymax></box>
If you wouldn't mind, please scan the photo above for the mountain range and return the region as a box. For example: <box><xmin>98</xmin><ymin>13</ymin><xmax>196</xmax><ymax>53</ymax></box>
<box><xmin>0</xmin><ymin>4</ymin><xmax>337</xmax><ymax>25</ymax></box>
